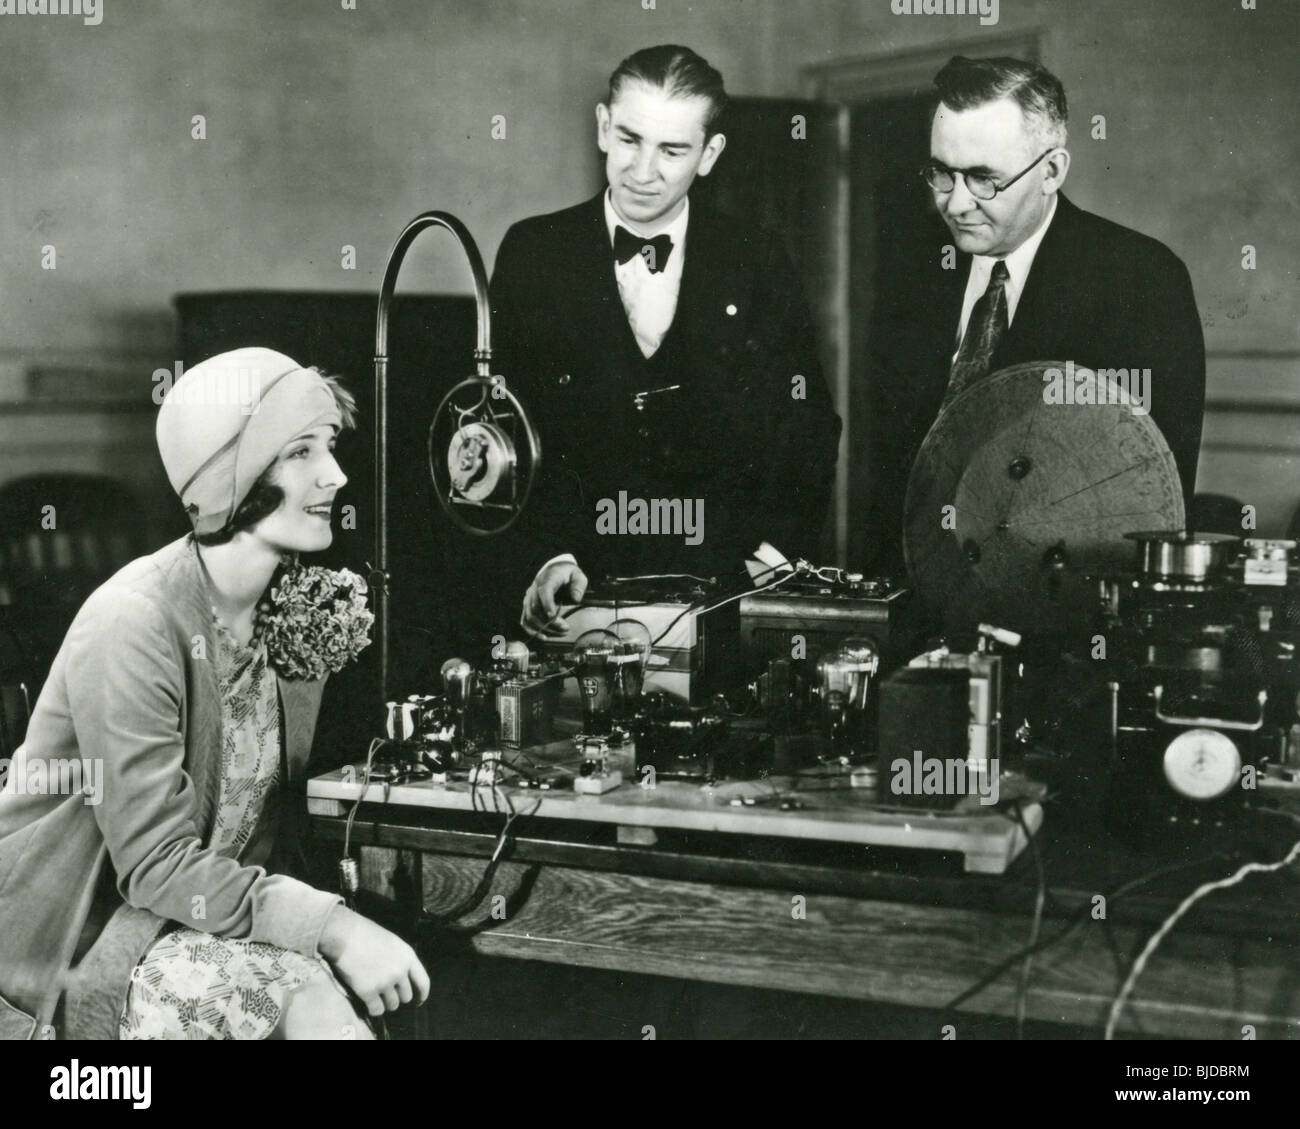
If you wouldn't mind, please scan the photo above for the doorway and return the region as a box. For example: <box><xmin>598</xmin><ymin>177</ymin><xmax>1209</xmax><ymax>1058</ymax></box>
<box><xmin>806</xmin><ymin>33</ymin><xmax>1042</xmax><ymax>569</ymax></box>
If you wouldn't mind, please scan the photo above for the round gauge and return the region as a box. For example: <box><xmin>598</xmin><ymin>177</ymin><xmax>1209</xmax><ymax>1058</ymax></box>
<box><xmin>1162</xmin><ymin>728</ymin><xmax>1242</xmax><ymax>801</ymax></box>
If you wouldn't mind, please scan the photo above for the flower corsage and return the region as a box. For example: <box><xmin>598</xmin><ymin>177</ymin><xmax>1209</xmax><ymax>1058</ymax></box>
<box><xmin>259</xmin><ymin>565</ymin><xmax>374</xmax><ymax>681</ymax></box>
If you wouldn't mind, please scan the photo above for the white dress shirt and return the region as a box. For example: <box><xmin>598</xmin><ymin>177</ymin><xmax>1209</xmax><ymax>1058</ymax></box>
<box><xmin>532</xmin><ymin>193</ymin><xmax>783</xmax><ymax>592</ymax></box>
<box><xmin>604</xmin><ymin>190</ymin><xmax>689</xmax><ymax>358</ymax></box>
<box><xmin>954</xmin><ymin>194</ymin><xmax>1058</xmax><ymax>355</ymax></box>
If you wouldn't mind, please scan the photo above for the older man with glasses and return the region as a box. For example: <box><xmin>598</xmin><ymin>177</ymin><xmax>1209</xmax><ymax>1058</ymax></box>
<box><xmin>865</xmin><ymin>55</ymin><xmax>1206</xmax><ymax>574</ymax></box>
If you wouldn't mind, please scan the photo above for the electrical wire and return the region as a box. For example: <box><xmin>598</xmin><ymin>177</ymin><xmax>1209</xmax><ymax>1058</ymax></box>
<box><xmin>607</xmin><ymin>572</ymin><xmax>718</xmax><ymax>586</ymax></box>
<box><xmin>419</xmin><ymin>795</ymin><xmax>541</xmax><ymax>927</ymax></box>
<box><xmin>425</xmin><ymin>740</ymin><xmax>543</xmax><ymax>926</ymax></box>
<box><xmin>341</xmin><ymin>737</ymin><xmax>388</xmax><ymax>878</ymax></box>
<box><xmin>940</xmin><ymin>852</ymin><xmax>1228</xmax><ymax>1014</ymax></box>
<box><xmin>556</xmin><ymin>558</ymin><xmax>800</xmax><ymax>660</ymax></box>
<box><xmin>1007</xmin><ymin>800</ymin><xmax>1046</xmax><ymax>1039</ymax></box>
<box><xmin>336</xmin><ymin>738</ymin><xmax>396</xmax><ymax>1041</ymax></box>
<box><xmin>650</xmin><ymin>561</ymin><xmax>801</xmax><ymax>649</ymax></box>
<box><xmin>500</xmin><ymin>751</ymin><xmax>539</xmax><ymax>773</ymax></box>
<box><xmin>1103</xmin><ymin>830</ymin><xmax>1300</xmax><ymax>1040</ymax></box>
<box><xmin>335</xmin><ymin>737</ymin><xmax>544</xmax><ymax>1029</ymax></box>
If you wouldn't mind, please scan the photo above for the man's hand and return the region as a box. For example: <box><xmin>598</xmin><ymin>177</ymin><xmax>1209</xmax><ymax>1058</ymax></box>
<box><xmin>318</xmin><ymin>906</ymin><xmax>430</xmax><ymax>1017</ymax></box>
<box><xmin>521</xmin><ymin>558</ymin><xmax>589</xmax><ymax>638</ymax></box>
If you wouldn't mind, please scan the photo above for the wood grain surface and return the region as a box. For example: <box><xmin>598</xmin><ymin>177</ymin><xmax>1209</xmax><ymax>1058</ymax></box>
<box><xmin>353</xmin><ymin>845</ymin><xmax>1300</xmax><ymax>1040</ymax></box>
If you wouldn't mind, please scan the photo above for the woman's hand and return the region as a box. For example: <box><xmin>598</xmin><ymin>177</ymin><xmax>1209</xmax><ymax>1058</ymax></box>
<box><xmin>318</xmin><ymin>906</ymin><xmax>430</xmax><ymax>1016</ymax></box>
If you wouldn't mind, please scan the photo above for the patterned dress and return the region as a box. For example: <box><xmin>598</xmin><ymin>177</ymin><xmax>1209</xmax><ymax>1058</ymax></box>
<box><xmin>118</xmin><ymin>610</ymin><xmax>338</xmax><ymax>1040</ymax></box>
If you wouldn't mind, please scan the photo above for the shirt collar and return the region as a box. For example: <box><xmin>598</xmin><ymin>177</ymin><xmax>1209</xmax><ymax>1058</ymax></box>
<box><xmin>971</xmin><ymin>193</ymin><xmax>1057</xmax><ymax>292</ymax></box>
<box><xmin>604</xmin><ymin>189</ymin><xmax>690</xmax><ymax>249</ymax></box>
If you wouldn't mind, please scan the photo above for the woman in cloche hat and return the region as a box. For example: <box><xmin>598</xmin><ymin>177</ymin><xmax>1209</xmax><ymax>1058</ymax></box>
<box><xmin>0</xmin><ymin>348</ymin><xmax>428</xmax><ymax>1040</ymax></box>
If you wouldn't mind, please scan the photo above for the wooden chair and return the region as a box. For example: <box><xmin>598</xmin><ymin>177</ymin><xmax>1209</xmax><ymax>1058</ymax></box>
<box><xmin>0</xmin><ymin>474</ymin><xmax>148</xmax><ymax>678</ymax></box>
<box><xmin>0</xmin><ymin>610</ymin><xmax>35</xmax><ymax>759</ymax></box>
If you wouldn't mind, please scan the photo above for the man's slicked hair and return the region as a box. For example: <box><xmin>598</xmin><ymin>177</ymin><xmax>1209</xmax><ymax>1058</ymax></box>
<box><xmin>933</xmin><ymin>56</ymin><xmax>1068</xmax><ymax>150</ymax></box>
<box><xmin>607</xmin><ymin>44</ymin><xmax>728</xmax><ymax>139</ymax></box>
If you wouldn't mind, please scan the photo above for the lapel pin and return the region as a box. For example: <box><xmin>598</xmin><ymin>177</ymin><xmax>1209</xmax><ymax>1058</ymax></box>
<box><xmin>725</xmin><ymin>303</ymin><xmax>738</xmax><ymax>316</ymax></box>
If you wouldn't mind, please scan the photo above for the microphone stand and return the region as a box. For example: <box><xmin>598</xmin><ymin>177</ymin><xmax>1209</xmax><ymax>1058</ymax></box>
<box><xmin>372</xmin><ymin>212</ymin><xmax>494</xmax><ymax>706</ymax></box>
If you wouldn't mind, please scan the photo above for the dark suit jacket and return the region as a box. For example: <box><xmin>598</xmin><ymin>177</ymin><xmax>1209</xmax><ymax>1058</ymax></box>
<box><xmin>489</xmin><ymin>192</ymin><xmax>841</xmax><ymax>588</ymax></box>
<box><xmin>866</xmin><ymin>193</ymin><xmax>1206</xmax><ymax>573</ymax></box>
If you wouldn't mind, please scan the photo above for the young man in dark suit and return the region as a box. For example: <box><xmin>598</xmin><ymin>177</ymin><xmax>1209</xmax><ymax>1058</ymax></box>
<box><xmin>866</xmin><ymin>55</ymin><xmax>1206</xmax><ymax>573</ymax></box>
<box><xmin>491</xmin><ymin>45</ymin><xmax>841</xmax><ymax>637</ymax></box>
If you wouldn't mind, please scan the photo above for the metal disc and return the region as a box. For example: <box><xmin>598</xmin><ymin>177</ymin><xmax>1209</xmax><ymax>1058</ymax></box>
<box><xmin>903</xmin><ymin>360</ymin><xmax>1185</xmax><ymax>640</ymax></box>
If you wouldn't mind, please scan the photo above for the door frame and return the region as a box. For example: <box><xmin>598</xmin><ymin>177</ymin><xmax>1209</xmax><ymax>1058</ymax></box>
<box><xmin>800</xmin><ymin>32</ymin><xmax>1042</xmax><ymax>103</ymax></box>
<box><xmin>800</xmin><ymin>32</ymin><xmax>1043</xmax><ymax>567</ymax></box>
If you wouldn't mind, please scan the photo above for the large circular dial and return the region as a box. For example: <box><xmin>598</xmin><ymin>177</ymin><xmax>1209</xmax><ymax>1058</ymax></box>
<box><xmin>903</xmin><ymin>361</ymin><xmax>1184</xmax><ymax>638</ymax></box>
<box><xmin>1162</xmin><ymin>728</ymin><xmax>1242</xmax><ymax>801</ymax></box>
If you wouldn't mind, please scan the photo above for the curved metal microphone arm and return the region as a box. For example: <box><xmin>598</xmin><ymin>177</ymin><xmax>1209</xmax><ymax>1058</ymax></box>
<box><xmin>375</xmin><ymin>211</ymin><xmax>494</xmax><ymax>373</ymax></box>
<box><xmin>372</xmin><ymin>211</ymin><xmax>496</xmax><ymax>704</ymax></box>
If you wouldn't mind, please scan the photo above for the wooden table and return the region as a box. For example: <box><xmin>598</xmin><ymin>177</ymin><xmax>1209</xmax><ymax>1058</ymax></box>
<box><xmin>305</xmin><ymin>738</ymin><xmax>1300</xmax><ymax>1040</ymax></box>
<box><xmin>308</xmin><ymin>727</ymin><xmax>1044</xmax><ymax>874</ymax></box>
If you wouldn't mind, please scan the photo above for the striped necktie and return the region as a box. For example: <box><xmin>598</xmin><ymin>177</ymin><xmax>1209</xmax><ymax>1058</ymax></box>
<box><xmin>943</xmin><ymin>259</ymin><xmax>1010</xmax><ymax>408</ymax></box>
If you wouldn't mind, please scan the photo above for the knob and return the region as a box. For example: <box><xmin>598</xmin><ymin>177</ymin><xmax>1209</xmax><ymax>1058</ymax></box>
<box><xmin>1008</xmin><ymin>456</ymin><xmax>1033</xmax><ymax>480</ymax></box>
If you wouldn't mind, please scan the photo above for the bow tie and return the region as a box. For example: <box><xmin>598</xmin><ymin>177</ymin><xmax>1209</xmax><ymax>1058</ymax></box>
<box><xmin>613</xmin><ymin>226</ymin><xmax>674</xmax><ymax>274</ymax></box>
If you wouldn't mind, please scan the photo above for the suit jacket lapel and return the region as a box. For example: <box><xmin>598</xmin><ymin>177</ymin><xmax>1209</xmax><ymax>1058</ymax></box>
<box><xmin>594</xmin><ymin>194</ymin><xmax>744</xmax><ymax>366</ymax></box>
<box><xmin>917</xmin><ymin>244</ymin><xmax>969</xmax><ymax>417</ymax></box>
<box><xmin>940</xmin><ymin>249</ymin><xmax>970</xmax><ymax>356</ymax></box>
<box><xmin>674</xmin><ymin>203</ymin><xmax>718</xmax><ymax>346</ymax></box>
<box><xmin>996</xmin><ymin>193</ymin><xmax>1077</xmax><ymax>366</ymax></box>
<box><xmin>673</xmin><ymin>202</ymin><xmax>753</xmax><ymax>370</ymax></box>
<box><xmin>575</xmin><ymin>193</ymin><xmax>644</xmax><ymax>366</ymax></box>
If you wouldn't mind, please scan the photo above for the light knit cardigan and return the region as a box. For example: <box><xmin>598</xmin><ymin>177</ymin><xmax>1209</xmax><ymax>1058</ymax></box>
<box><xmin>0</xmin><ymin>535</ymin><xmax>342</xmax><ymax>1039</ymax></box>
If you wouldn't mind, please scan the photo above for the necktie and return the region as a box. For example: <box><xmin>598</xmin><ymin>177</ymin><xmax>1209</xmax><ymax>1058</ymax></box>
<box><xmin>613</xmin><ymin>226</ymin><xmax>673</xmax><ymax>274</ymax></box>
<box><xmin>943</xmin><ymin>260</ymin><xmax>1010</xmax><ymax>408</ymax></box>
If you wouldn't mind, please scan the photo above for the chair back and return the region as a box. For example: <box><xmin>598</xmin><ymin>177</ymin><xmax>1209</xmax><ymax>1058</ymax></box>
<box><xmin>0</xmin><ymin>474</ymin><xmax>148</xmax><ymax>674</ymax></box>
<box><xmin>0</xmin><ymin>612</ymin><xmax>35</xmax><ymax>759</ymax></box>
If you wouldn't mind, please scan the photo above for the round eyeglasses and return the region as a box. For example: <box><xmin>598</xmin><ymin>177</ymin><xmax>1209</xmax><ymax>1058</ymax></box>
<box><xmin>920</xmin><ymin>149</ymin><xmax>1056</xmax><ymax>201</ymax></box>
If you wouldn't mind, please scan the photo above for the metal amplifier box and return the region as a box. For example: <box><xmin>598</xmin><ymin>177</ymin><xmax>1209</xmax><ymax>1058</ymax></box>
<box><xmin>907</xmin><ymin>650</ymin><xmax>1003</xmax><ymax>767</ymax></box>
<box><xmin>738</xmin><ymin>575</ymin><xmax>912</xmax><ymax>678</ymax></box>
<box><xmin>540</xmin><ymin>579</ymin><xmax>722</xmax><ymax>706</ymax></box>
<box><xmin>496</xmin><ymin>675</ymin><xmax>556</xmax><ymax>747</ymax></box>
